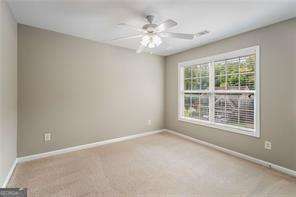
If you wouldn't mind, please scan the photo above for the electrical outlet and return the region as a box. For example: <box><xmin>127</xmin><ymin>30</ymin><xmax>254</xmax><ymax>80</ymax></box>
<box><xmin>148</xmin><ymin>120</ymin><xmax>152</xmax><ymax>125</ymax></box>
<box><xmin>44</xmin><ymin>133</ymin><xmax>51</xmax><ymax>142</ymax></box>
<box><xmin>265</xmin><ymin>141</ymin><xmax>271</xmax><ymax>150</ymax></box>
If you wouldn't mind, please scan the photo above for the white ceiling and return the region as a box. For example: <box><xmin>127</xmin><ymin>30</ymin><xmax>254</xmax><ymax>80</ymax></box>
<box><xmin>7</xmin><ymin>0</ymin><xmax>296</xmax><ymax>56</ymax></box>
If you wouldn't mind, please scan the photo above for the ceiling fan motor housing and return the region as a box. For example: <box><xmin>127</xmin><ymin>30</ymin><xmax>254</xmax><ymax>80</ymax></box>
<box><xmin>142</xmin><ymin>24</ymin><xmax>158</xmax><ymax>33</ymax></box>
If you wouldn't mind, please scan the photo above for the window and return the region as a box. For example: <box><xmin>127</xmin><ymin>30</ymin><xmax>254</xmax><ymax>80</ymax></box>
<box><xmin>178</xmin><ymin>46</ymin><xmax>260</xmax><ymax>137</ymax></box>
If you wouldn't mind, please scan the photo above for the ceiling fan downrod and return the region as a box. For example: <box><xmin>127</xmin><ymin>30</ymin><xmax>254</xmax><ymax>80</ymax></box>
<box><xmin>145</xmin><ymin>15</ymin><xmax>155</xmax><ymax>24</ymax></box>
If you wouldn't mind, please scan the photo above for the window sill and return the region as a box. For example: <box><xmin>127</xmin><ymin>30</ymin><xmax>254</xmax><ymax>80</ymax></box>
<box><xmin>178</xmin><ymin>116</ymin><xmax>259</xmax><ymax>138</ymax></box>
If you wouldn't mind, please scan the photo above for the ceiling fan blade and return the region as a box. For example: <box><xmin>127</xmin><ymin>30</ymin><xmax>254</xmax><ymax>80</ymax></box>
<box><xmin>196</xmin><ymin>30</ymin><xmax>210</xmax><ymax>37</ymax></box>
<box><xmin>155</xmin><ymin>19</ymin><xmax>178</xmax><ymax>32</ymax></box>
<box><xmin>160</xmin><ymin>32</ymin><xmax>195</xmax><ymax>40</ymax></box>
<box><xmin>111</xmin><ymin>34</ymin><xmax>142</xmax><ymax>41</ymax></box>
<box><xmin>117</xmin><ymin>23</ymin><xmax>144</xmax><ymax>33</ymax></box>
<box><xmin>136</xmin><ymin>44</ymin><xmax>146</xmax><ymax>53</ymax></box>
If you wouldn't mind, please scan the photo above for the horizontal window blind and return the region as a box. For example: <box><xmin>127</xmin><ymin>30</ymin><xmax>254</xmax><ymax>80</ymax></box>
<box><xmin>214</xmin><ymin>93</ymin><xmax>254</xmax><ymax>129</ymax></box>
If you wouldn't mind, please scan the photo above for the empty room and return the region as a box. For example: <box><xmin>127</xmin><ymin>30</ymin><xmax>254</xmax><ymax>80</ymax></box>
<box><xmin>1</xmin><ymin>0</ymin><xmax>296</xmax><ymax>196</ymax></box>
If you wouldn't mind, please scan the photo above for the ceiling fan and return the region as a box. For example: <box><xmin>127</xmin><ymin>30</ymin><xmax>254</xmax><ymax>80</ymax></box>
<box><xmin>112</xmin><ymin>15</ymin><xmax>209</xmax><ymax>53</ymax></box>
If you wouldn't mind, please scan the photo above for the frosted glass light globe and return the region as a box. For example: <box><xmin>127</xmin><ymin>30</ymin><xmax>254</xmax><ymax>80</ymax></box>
<box><xmin>152</xmin><ymin>35</ymin><xmax>162</xmax><ymax>46</ymax></box>
<box><xmin>140</xmin><ymin>34</ymin><xmax>162</xmax><ymax>48</ymax></box>
<box><xmin>140</xmin><ymin>35</ymin><xmax>150</xmax><ymax>46</ymax></box>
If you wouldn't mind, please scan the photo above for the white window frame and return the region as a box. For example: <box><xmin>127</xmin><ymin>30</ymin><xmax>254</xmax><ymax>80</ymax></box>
<box><xmin>178</xmin><ymin>46</ymin><xmax>260</xmax><ymax>137</ymax></box>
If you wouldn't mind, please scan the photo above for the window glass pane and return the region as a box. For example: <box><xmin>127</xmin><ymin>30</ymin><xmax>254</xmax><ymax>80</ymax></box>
<box><xmin>184</xmin><ymin>94</ymin><xmax>191</xmax><ymax>117</ymax></box>
<box><xmin>184</xmin><ymin>67</ymin><xmax>191</xmax><ymax>79</ymax></box>
<box><xmin>184</xmin><ymin>94</ymin><xmax>190</xmax><ymax>106</ymax></box>
<box><xmin>227</xmin><ymin>74</ymin><xmax>239</xmax><ymax>90</ymax></box>
<box><xmin>214</xmin><ymin>93</ymin><xmax>254</xmax><ymax>129</ymax></box>
<box><xmin>226</xmin><ymin>58</ymin><xmax>239</xmax><ymax>90</ymax></box>
<box><xmin>191</xmin><ymin>93</ymin><xmax>209</xmax><ymax>121</ymax></box>
<box><xmin>225</xmin><ymin>94</ymin><xmax>239</xmax><ymax>126</ymax></box>
<box><xmin>215</xmin><ymin>75</ymin><xmax>226</xmax><ymax>90</ymax></box>
<box><xmin>200</xmin><ymin>64</ymin><xmax>209</xmax><ymax>77</ymax></box>
<box><xmin>201</xmin><ymin>77</ymin><xmax>209</xmax><ymax>90</ymax></box>
<box><xmin>200</xmin><ymin>96</ymin><xmax>209</xmax><ymax>107</ymax></box>
<box><xmin>226</xmin><ymin>58</ymin><xmax>239</xmax><ymax>75</ymax></box>
<box><xmin>191</xmin><ymin>94</ymin><xmax>199</xmax><ymax>118</ymax></box>
<box><xmin>240</xmin><ymin>73</ymin><xmax>255</xmax><ymax>90</ymax></box>
<box><xmin>191</xmin><ymin>63</ymin><xmax>209</xmax><ymax>90</ymax></box>
<box><xmin>200</xmin><ymin>107</ymin><xmax>209</xmax><ymax>121</ymax></box>
<box><xmin>215</xmin><ymin>61</ymin><xmax>226</xmax><ymax>76</ymax></box>
<box><xmin>184</xmin><ymin>79</ymin><xmax>191</xmax><ymax>90</ymax></box>
<box><xmin>200</xmin><ymin>94</ymin><xmax>209</xmax><ymax>120</ymax></box>
<box><xmin>240</xmin><ymin>55</ymin><xmax>255</xmax><ymax>73</ymax></box>
<box><xmin>191</xmin><ymin>94</ymin><xmax>199</xmax><ymax>107</ymax></box>
<box><xmin>239</xmin><ymin>94</ymin><xmax>254</xmax><ymax>129</ymax></box>
<box><xmin>192</xmin><ymin>65</ymin><xmax>200</xmax><ymax>78</ymax></box>
<box><xmin>214</xmin><ymin>94</ymin><xmax>226</xmax><ymax>124</ymax></box>
<box><xmin>239</xmin><ymin>55</ymin><xmax>255</xmax><ymax>90</ymax></box>
<box><xmin>192</xmin><ymin>78</ymin><xmax>201</xmax><ymax>90</ymax></box>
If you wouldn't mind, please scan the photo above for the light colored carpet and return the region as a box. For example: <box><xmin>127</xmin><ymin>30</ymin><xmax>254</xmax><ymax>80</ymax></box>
<box><xmin>8</xmin><ymin>132</ymin><xmax>296</xmax><ymax>196</ymax></box>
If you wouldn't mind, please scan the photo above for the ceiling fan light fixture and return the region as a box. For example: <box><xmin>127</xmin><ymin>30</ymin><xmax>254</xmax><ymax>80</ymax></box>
<box><xmin>140</xmin><ymin>34</ymin><xmax>162</xmax><ymax>48</ymax></box>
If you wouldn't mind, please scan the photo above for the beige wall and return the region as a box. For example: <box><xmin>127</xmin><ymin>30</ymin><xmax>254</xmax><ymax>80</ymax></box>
<box><xmin>18</xmin><ymin>25</ymin><xmax>165</xmax><ymax>157</ymax></box>
<box><xmin>0</xmin><ymin>0</ymin><xmax>17</xmax><ymax>186</ymax></box>
<box><xmin>165</xmin><ymin>18</ymin><xmax>296</xmax><ymax>170</ymax></box>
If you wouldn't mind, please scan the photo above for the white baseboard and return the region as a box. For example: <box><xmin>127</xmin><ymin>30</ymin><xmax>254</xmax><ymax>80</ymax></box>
<box><xmin>2</xmin><ymin>159</ymin><xmax>17</xmax><ymax>188</ymax></box>
<box><xmin>165</xmin><ymin>129</ymin><xmax>296</xmax><ymax>178</ymax></box>
<box><xmin>17</xmin><ymin>129</ymin><xmax>164</xmax><ymax>163</ymax></box>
